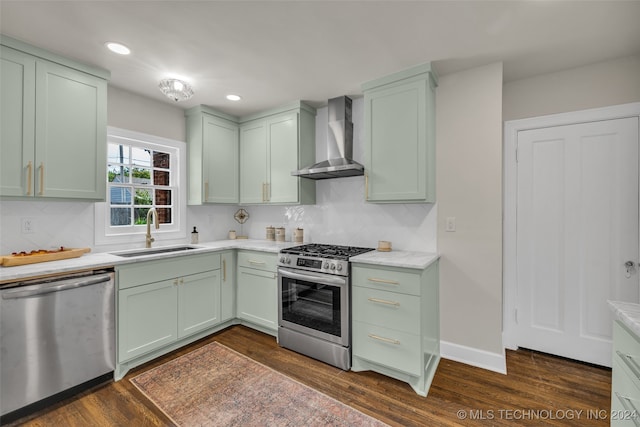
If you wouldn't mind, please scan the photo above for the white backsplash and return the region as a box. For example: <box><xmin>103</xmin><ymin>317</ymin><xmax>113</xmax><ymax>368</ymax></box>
<box><xmin>0</xmin><ymin>97</ymin><xmax>436</xmax><ymax>255</ymax></box>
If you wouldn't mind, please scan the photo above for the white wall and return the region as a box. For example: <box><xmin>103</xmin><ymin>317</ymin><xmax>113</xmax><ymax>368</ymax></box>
<box><xmin>436</xmin><ymin>63</ymin><xmax>505</xmax><ymax>364</ymax></box>
<box><xmin>503</xmin><ymin>54</ymin><xmax>640</xmax><ymax>121</ymax></box>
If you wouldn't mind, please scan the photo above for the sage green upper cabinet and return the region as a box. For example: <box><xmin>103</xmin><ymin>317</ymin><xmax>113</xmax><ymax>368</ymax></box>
<box><xmin>0</xmin><ymin>37</ymin><xmax>109</xmax><ymax>200</ymax></box>
<box><xmin>185</xmin><ymin>106</ymin><xmax>239</xmax><ymax>204</ymax></box>
<box><xmin>362</xmin><ymin>63</ymin><xmax>437</xmax><ymax>203</ymax></box>
<box><xmin>239</xmin><ymin>102</ymin><xmax>316</xmax><ymax>205</ymax></box>
<box><xmin>0</xmin><ymin>46</ymin><xmax>35</xmax><ymax>197</ymax></box>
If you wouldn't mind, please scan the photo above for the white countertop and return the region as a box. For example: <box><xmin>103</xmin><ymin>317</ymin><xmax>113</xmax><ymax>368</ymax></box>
<box><xmin>351</xmin><ymin>249</ymin><xmax>439</xmax><ymax>270</ymax></box>
<box><xmin>609</xmin><ymin>300</ymin><xmax>640</xmax><ymax>338</ymax></box>
<box><xmin>0</xmin><ymin>239</ymin><xmax>438</xmax><ymax>283</ymax></box>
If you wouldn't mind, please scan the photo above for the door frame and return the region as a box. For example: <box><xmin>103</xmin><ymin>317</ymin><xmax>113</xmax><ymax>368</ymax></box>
<box><xmin>503</xmin><ymin>102</ymin><xmax>640</xmax><ymax>351</ymax></box>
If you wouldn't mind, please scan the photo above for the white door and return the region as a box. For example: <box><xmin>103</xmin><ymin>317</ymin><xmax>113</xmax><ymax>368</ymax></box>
<box><xmin>516</xmin><ymin>117</ymin><xmax>639</xmax><ymax>367</ymax></box>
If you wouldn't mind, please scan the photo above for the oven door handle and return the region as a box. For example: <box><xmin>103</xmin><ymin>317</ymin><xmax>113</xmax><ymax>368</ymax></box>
<box><xmin>278</xmin><ymin>268</ymin><xmax>347</xmax><ymax>287</ymax></box>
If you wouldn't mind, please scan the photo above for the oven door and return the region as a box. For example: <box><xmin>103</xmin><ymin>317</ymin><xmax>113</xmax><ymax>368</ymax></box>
<box><xmin>278</xmin><ymin>268</ymin><xmax>349</xmax><ymax>346</ymax></box>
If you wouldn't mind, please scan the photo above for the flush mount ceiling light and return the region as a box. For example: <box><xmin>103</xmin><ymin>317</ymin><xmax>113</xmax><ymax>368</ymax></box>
<box><xmin>159</xmin><ymin>78</ymin><xmax>194</xmax><ymax>102</ymax></box>
<box><xmin>105</xmin><ymin>42</ymin><xmax>131</xmax><ymax>55</ymax></box>
<box><xmin>226</xmin><ymin>94</ymin><xmax>242</xmax><ymax>101</ymax></box>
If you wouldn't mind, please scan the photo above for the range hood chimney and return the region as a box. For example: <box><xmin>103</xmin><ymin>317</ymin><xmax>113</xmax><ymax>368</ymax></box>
<box><xmin>292</xmin><ymin>96</ymin><xmax>364</xmax><ymax>180</ymax></box>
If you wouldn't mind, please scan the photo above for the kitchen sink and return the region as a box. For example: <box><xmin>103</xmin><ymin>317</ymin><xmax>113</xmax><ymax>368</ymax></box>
<box><xmin>111</xmin><ymin>245</ymin><xmax>202</xmax><ymax>258</ymax></box>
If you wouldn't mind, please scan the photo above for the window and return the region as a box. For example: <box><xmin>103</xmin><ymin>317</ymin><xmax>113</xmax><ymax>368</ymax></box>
<box><xmin>95</xmin><ymin>127</ymin><xmax>186</xmax><ymax>245</ymax></box>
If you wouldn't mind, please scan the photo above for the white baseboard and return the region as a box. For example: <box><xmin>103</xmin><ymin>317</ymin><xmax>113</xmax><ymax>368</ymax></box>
<box><xmin>440</xmin><ymin>341</ymin><xmax>507</xmax><ymax>375</ymax></box>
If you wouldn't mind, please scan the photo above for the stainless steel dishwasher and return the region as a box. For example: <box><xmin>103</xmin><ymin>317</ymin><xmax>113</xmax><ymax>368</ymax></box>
<box><xmin>0</xmin><ymin>269</ymin><xmax>115</xmax><ymax>418</ymax></box>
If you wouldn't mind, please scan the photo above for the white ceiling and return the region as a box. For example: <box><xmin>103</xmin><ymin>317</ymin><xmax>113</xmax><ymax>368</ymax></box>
<box><xmin>2</xmin><ymin>1</ymin><xmax>639</xmax><ymax>117</ymax></box>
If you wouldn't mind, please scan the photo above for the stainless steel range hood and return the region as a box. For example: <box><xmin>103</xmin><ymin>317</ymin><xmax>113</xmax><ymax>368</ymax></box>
<box><xmin>292</xmin><ymin>96</ymin><xmax>364</xmax><ymax>180</ymax></box>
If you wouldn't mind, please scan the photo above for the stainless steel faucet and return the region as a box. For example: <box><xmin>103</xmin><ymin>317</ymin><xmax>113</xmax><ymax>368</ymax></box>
<box><xmin>145</xmin><ymin>207</ymin><xmax>159</xmax><ymax>248</ymax></box>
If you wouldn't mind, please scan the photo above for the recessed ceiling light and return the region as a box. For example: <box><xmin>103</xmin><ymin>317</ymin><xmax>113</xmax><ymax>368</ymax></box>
<box><xmin>105</xmin><ymin>42</ymin><xmax>131</xmax><ymax>55</ymax></box>
<box><xmin>226</xmin><ymin>94</ymin><xmax>242</xmax><ymax>101</ymax></box>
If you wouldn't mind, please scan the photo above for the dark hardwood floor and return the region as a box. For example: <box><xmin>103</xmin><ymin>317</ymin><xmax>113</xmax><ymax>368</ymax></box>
<box><xmin>6</xmin><ymin>325</ymin><xmax>612</xmax><ymax>426</ymax></box>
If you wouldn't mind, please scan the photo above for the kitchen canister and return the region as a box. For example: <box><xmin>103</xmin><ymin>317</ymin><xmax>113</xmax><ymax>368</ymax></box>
<box><xmin>275</xmin><ymin>227</ymin><xmax>285</xmax><ymax>242</ymax></box>
<box><xmin>377</xmin><ymin>240</ymin><xmax>392</xmax><ymax>252</ymax></box>
<box><xmin>228</xmin><ymin>230</ymin><xmax>237</xmax><ymax>240</ymax></box>
<box><xmin>266</xmin><ymin>226</ymin><xmax>275</xmax><ymax>241</ymax></box>
<box><xmin>294</xmin><ymin>228</ymin><xmax>304</xmax><ymax>243</ymax></box>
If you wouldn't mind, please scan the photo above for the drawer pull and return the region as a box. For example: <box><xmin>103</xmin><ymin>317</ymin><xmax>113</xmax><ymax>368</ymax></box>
<box><xmin>26</xmin><ymin>161</ymin><xmax>33</xmax><ymax>195</ymax></box>
<box><xmin>367</xmin><ymin>297</ymin><xmax>400</xmax><ymax>307</ymax></box>
<box><xmin>248</xmin><ymin>260</ymin><xmax>266</xmax><ymax>265</ymax></box>
<box><xmin>617</xmin><ymin>350</ymin><xmax>640</xmax><ymax>381</ymax></box>
<box><xmin>38</xmin><ymin>162</ymin><xmax>44</xmax><ymax>195</ymax></box>
<box><xmin>367</xmin><ymin>277</ymin><xmax>399</xmax><ymax>286</ymax></box>
<box><xmin>368</xmin><ymin>333</ymin><xmax>400</xmax><ymax>345</ymax></box>
<box><xmin>223</xmin><ymin>259</ymin><xmax>227</xmax><ymax>282</ymax></box>
<box><xmin>615</xmin><ymin>392</ymin><xmax>640</xmax><ymax>427</ymax></box>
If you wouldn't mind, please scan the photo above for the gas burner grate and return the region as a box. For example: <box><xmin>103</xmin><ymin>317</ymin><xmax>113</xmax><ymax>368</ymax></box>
<box><xmin>282</xmin><ymin>244</ymin><xmax>374</xmax><ymax>260</ymax></box>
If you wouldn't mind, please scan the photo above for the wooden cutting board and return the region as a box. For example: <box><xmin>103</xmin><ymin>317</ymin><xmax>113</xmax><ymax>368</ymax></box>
<box><xmin>0</xmin><ymin>247</ymin><xmax>91</xmax><ymax>267</ymax></box>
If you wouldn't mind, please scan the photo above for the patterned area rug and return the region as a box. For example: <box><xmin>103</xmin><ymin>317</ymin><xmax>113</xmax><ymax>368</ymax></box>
<box><xmin>130</xmin><ymin>342</ymin><xmax>389</xmax><ymax>426</ymax></box>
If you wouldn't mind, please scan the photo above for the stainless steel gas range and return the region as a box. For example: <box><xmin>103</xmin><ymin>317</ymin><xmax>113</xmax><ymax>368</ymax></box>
<box><xmin>277</xmin><ymin>244</ymin><xmax>374</xmax><ymax>370</ymax></box>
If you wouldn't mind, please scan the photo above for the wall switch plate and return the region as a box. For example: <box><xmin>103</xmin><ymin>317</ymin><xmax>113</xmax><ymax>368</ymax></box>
<box><xmin>21</xmin><ymin>217</ymin><xmax>36</xmax><ymax>234</ymax></box>
<box><xmin>445</xmin><ymin>217</ymin><xmax>456</xmax><ymax>232</ymax></box>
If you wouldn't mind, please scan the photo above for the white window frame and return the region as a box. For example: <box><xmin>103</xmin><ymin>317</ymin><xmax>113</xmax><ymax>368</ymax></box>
<box><xmin>95</xmin><ymin>127</ymin><xmax>187</xmax><ymax>246</ymax></box>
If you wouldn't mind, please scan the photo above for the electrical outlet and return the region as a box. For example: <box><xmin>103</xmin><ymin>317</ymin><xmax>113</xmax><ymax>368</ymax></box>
<box><xmin>21</xmin><ymin>217</ymin><xmax>35</xmax><ymax>234</ymax></box>
<box><xmin>445</xmin><ymin>217</ymin><xmax>456</xmax><ymax>232</ymax></box>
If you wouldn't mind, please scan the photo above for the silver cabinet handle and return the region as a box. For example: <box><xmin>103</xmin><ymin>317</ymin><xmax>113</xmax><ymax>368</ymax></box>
<box><xmin>223</xmin><ymin>258</ymin><xmax>227</xmax><ymax>282</ymax></box>
<box><xmin>367</xmin><ymin>277</ymin><xmax>399</xmax><ymax>286</ymax></box>
<box><xmin>367</xmin><ymin>297</ymin><xmax>400</xmax><ymax>307</ymax></box>
<box><xmin>615</xmin><ymin>392</ymin><xmax>640</xmax><ymax>427</ymax></box>
<box><xmin>617</xmin><ymin>350</ymin><xmax>640</xmax><ymax>381</ymax></box>
<box><xmin>368</xmin><ymin>334</ymin><xmax>400</xmax><ymax>345</ymax></box>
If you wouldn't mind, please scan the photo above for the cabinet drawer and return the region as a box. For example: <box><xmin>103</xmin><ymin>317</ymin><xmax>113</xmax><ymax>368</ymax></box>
<box><xmin>612</xmin><ymin>358</ymin><xmax>640</xmax><ymax>426</ymax></box>
<box><xmin>353</xmin><ymin>264</ymin><xmax>421</xmax><ymax>296</ymax></box>
<box><xmin>118</xmin><ymin>253</ymin><xmax>220</xmax><ymax>289</ymax></box>
<box><xmin>237</xmin><ymin>250</ymin><xmax>276</xmax><ymax>272</ymax></box>
<box><xmin>353</xmin><ymin>287</ymin><xmax>420</xmax><ymax>335</ymax></box>
<box><xmin>353</xmin><ymin>320</ymin><xmax>421</xmax><ymax>376</ymax></box>
<box><xmin>615</xmin><ymin>321</ymin><xmax>640</xmax><ymax>390</ymax></box>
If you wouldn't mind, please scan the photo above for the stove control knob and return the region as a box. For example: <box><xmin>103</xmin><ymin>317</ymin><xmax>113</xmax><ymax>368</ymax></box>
<box><xmin>280</xmin><ymin>256</ymin><xmax>286</xmax><ymax>263</ymax></box>
<box><xmin>336</xmin><ymin>264</ymin><xmax>343</xmax><ymax>271</ymax></box>
<box><xmin>330</xmin><ymin>263</ymin><xmax>336</xmax><ymax>270</ymax></box>
<box><xmin>286</xmin><ymin>257</ymin><xmax>291</xmax><ymax>264</ymax></box>
<box><xmin>323</xmin><ymin>262</ymin><xmax>329</xmax><ymax>269</ymax></box>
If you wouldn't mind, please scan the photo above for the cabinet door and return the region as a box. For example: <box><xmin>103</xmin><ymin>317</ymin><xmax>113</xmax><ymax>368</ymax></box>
<box><xmin>178</xmin><ymin>270</ymin><xmax>221</xmax><ymax>338</ymax></box>
<box><xmin>365</xmin><ymin>79</ymin><xmax>430</xmax><ymax>202</ymax></box>
<box><xmin>0</xmin><ymin>47</ymin><xmax>35</xmax><ymax>197</ymax></box>
<box><xmin>118</xmin><ymin>280</ymin><xmax>178</xmax><ymax>362</ymax></box>
<box><xmin>220</xmin><ymin>251</ymin><xmax>236</xmax><ymax>322</ymax></box>
<box><xmin>35</xmin><ymin>59</ymin><xmax>107</xmax><ymax>199</ymax></box>
<box><xmin>267</xmin><ymin>112</ymin><xmax>299</xmax><ymax>203</ymax></box>
<box><xmin>203</xmin><ymin>116</ymin><xmax>239</xmax><ymax>203</ymax></box>
<box><xmin>237</xmin><ymin>267</ymin><xmax>277</xmax><ymax>331</ymax></box>
<box><xmin>239</xmin><ymin>120</ymin><xmax>268</xmax><ymax>203</ymax></box>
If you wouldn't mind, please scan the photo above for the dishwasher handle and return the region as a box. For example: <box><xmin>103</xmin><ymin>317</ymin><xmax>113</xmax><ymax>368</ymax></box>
<box><xmin>2</xmin><ymin>273</ymin><xmax>113</xmax><ymax>300</ymax></box>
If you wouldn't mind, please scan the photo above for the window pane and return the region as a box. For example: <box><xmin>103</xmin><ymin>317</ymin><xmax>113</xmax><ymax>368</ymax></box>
<box><xmin>108</xmin><ymin>143</ymin><xmax>129</xmax><ymax>164</ymax></box>
<box><xmin>157</xmin><ymin>208</ymin><xmax>172</xmax><ymax>224</ymax></box>
<box><xmin>132</xmin><ymin>168</ymin><xmax>151</xmax><ymax>185</ymax></box>
<box><xmin>153</xmin><ymin>152</ymin><xmax>170</xmax><ymax>169</ymax></box>
<box><xmin>110</xmin><ymin>208</ymin><xmax>131</xmax><ymax>226</ymax></box>
<box><xmin>134</xmin><ymin>188</ymin><xmax>152</xmax><ymax>205</ymax></box>
<box><xmin>110</xmin><ymin>187</ymin><xmax>131</xmax><ymax>205</ymax></box>
<box><xmin>134</xmin><ymin>208</ymin><xmax>149</xmax><ymax>225</ymax></box>
<box><xmin>132</xmin><ymin>147</ymin><xmax>151</xmax><ymax>167</ymax></box>
<box><xmin>154</xmin><ymin>170</ymin><xmax>170</xmax><ymax>186</ymax></box>
<box><xmin>155</xmin><ymin>189</ymin><xmax>171</xmax><ymax>206</ymax></box>
<box><xmin>108</xmin><ymin>166</ymin><xmax>131</xmax><ymax>183</ymax></box>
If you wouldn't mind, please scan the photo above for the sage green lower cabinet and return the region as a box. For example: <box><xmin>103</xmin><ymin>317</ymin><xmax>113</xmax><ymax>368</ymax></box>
<box><xmin>115</xmin><ymin>253</ymin><xmax>225</xmax><ymax>379</ymax></box>
<box><xmin>611</xmin><ymin>321</ymin><xmax>640</xmax><ymax>425</ymax></box>
<box><xmin>351</xmin><ymin>261</ymin><xmax>439</xmax><ymax>397</ymax></box>
<box><xmin>220</xmin><ymin>251</ymin><xmax>236</xmax><ymax>322</ymax></box>
<box><xmin>236</xmin><ymin>250</ymin><xmax>278</xmax><ymax>335</ymax></box>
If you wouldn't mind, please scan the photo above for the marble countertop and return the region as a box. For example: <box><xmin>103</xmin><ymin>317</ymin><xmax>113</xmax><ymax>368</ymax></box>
<box><xmin>609</xmin><ymin>300</ymin><xmax>640</xmax><ymax>338</ymax></box>
<box><xmin>1</xmin><ymin>239</ymin><xmax>438</xmax><ymax>283</ymax></box>
<box><xmin>351</xmin><ymin>250</ymin><xmax>439</xmax><ymax>270</ymax></box>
